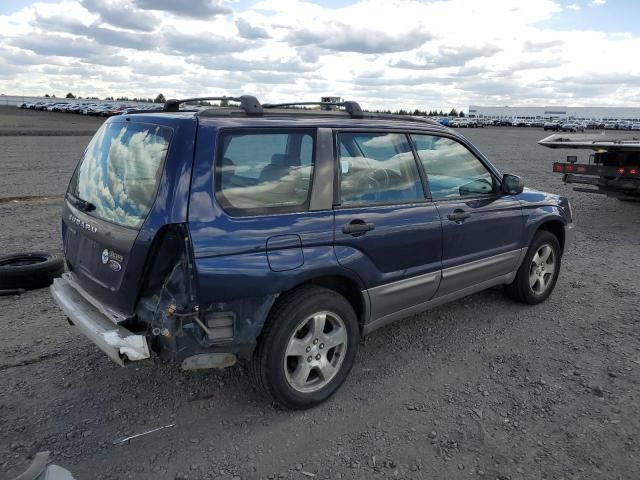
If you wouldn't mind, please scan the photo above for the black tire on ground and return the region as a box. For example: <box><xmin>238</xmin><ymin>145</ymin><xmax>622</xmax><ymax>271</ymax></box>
<box><xmin>249</xmin><ymin>285</ymin><xmax>359</xmax><ymax>409</ymax></box>
<box><xmin>0</xmin><ymin>252</ymin><xmax>64</xmax><ymax>290</ymax></box>
<box><xmin>506</xmin><ymin>231</ymin><xmax>561</xmax><ymax>305</ymax></box>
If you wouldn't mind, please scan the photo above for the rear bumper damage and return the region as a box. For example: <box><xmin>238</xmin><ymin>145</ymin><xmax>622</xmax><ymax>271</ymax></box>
<box><xmin>51</xmin><ymin>273</ymin><xmax>150</xmax><ymax>366</ymax></box>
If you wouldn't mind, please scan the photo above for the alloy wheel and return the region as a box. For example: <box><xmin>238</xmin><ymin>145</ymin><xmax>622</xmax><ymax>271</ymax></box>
<box><xmin>529</xmin><ymin>243</ymin><xmax>556</xmax><ymax>295</ymax></box>
<box><xmin>283</xmin><ymin>312</ymin><xmax>348</xmax><ymax>393</ymax></box>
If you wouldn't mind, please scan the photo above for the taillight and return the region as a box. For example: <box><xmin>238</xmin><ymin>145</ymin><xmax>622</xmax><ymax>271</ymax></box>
<box><xmin>553</xmin><ymin>163</ymin><xmax>565</xmax><ymax>173</ymax></box>
<box><xmin>629</xmin><ymin>168</ymin><xmax>638</xmax><ymax>176</ymax></box>
<box><xmin>565</xmin><ymin>164</ymin><xmax>576</xmax><ymax>172</ymax></box>
<box><xmin>617</xmin><ymin>167</ymin><xmax>625</xmax><ymax>175</ymax></box>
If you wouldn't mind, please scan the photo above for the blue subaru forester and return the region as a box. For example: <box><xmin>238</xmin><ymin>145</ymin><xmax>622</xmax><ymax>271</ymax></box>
<box><xmin>51</xmin><ymin>96</ymin><xmax>573</xmax><ymax>409</ymax></box>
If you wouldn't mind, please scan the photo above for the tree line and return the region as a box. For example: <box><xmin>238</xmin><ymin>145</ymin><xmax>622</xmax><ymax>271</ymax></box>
<box><xmin>42</xmin><ymin>93</ymin><xmax>168</xmax><ymax>103</ymax></box>
<box><xmin>42</xmin><ymin>93</ymin><xmax>466</xmax><ymax>116</ymax></box>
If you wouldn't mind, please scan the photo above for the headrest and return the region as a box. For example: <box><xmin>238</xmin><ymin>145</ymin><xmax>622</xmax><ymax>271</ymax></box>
<box><xmin>271</xmin><ymin>153</ymin><xmax>297</xmax><ymax>166</ymax></box>
<box><xmin>220</xmin><ymin>157</ymin><xmax>235</xmax><ymax>174</ymax></box>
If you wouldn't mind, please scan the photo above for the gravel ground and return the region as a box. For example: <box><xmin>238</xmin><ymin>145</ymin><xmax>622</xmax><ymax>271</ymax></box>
<box><xmin>1</xmin><ymin>108</ymin><xmax>639</xmax><ymax>480</ymax></box>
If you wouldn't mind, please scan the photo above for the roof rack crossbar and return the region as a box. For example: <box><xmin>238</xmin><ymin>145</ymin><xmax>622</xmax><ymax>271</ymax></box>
<box><xmin>164</xmin><ymin>95</ymin><xmax>263</xmax><ymax>115</ymax></box>
<box><xmin>262</xmin><ymin>101</ymin><xmax>364</xmax><ymax>119</ymax></box>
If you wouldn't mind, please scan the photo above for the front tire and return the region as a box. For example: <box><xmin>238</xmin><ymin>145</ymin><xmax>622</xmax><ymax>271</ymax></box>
<box><xmin>506</xmin><ymin>231</ymin><xmax>561</xmax><ymax>305</ymax></box>
<box><xmin>249</xmin><ymin>286</ymin><xmax>359</xmax><ymax>409</ymax></box>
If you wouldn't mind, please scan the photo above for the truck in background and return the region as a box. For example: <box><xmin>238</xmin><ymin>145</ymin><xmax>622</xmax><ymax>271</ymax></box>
<box><xmin>540</xmin><ymin>133</ymin><xmax>640</xmax><ymax>201</ymax></box>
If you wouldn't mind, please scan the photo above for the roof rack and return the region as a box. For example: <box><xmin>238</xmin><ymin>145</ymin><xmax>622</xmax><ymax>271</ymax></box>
<box><xmin>163</xmin><ymin>95</ymin><xmax>262</xmax><ymax>115</ymax></box>
<box><xmin>157</xmin><ymin>96</ymin><xmax>441</xmax><ymax>127</ymax></box>
<box><xmin>262</xmin><ymin>101</ymin><xmax>364</xmax><ymax>119</ymax></box>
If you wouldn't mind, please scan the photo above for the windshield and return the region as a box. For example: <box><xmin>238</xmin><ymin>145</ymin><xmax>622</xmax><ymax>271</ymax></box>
<box><xmin>68</xmin><ymin>122</ymin><xmax>171</xmax><ymax>228</ymax></box>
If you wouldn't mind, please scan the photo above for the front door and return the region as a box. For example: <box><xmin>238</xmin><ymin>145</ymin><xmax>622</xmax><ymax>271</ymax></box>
<box><xmin>332</xmin><ymin>131</ymin><xmax>443</xmax><ymax>322</ymax></box>
<box><xmin>411</xmin><ymin>133</ymin><xmax>524</xmax><ymax>297</ymax></box>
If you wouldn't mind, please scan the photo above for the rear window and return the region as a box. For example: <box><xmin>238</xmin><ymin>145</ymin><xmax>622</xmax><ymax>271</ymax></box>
<box><xmin>68</xmin><ymin>122</ymin><xmax>171</xmax><ymax>228</ymax></box>
<box><xmin>215</xmin><ymin>130</ymin><xmax>315</xmax><ymax>216</ymax></box>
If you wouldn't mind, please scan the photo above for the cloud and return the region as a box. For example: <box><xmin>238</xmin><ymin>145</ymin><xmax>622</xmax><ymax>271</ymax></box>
<box><xmin>522</xmin><ymin>39</ymin><xmax>564</xmax><ymax>52</ymax></box>
<box><xmin>508</xmin><ymin>58</ymin><xmax>566</xmax><ymax>71</ymax></box>
<box><xmin>165</xmin><ymin>32</ymin><xmax>250</xmax><ymax>55</ymax></box>
<box><xmin>390</xmin><ymin>45</ymin><xmax>501</xmax><ymax>70</ymax></box>
<box><xmin>33</xmin><ymin>13</ymin><xmax>157</xmax><ymax>50</ymax></box>
<box><xmin>235</xmin><ymin>18</ymin><xmax>270</xmax><ymax>39</ymax></box>
<box><xmin>0</xmin><ymin>46</ymin><xmax>66</xmax><ymax>66</ymax></box>
<box><xmin>566</xmin><ymin>4</ymin><xmax>581</xmax><ymax>11</ymax></box>
<box><xmin>133</xmin><ymin>0</ymin><xmax>232</xmax><ymax>18</ymax></box>
<box><xmin>79</xmin><ymin>53</ymin><xmax>129</xmax><ymax>67</ymax></box>
<box><xmin>590</xmin><ymin>0</ymin><xmax>606</xmax><ymax>5</ymax></box>
<box><xmin>80</xmin><ymin>0</ymin><xmax>157</xmax><ymax>31</ymax></box>
<box><xmin>11</xmin><ymin>34</ymin><xmax>103</xmax><ymax>57</ymax></box>
<box><xmin>191</xmin><ymin>54</ymin><xmax>314</xmax><ymax>73</ymax></box>
<box><xmin>286</xmin><ymin>23</ymin><xmax>434</xmax><ymax>54</ymax></box>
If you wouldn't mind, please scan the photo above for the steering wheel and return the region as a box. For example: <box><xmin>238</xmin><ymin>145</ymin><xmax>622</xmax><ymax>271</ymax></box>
<box><xmin>364</xmin><ymin>169</ymin><xmax>390</xmax><ymax>201</ymax></box>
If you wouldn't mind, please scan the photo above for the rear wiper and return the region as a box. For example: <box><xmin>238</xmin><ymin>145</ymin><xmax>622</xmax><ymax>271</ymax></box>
<box><xmin>67</xmin><ymin>192</ymin><xmax>96</xmax><ymax>212</ymax></box>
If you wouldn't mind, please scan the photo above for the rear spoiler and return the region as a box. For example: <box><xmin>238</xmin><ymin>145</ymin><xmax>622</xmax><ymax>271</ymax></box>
<box><xmin>538</xmin><ymin>134</ymin><xmax>640</xmax><ymax>151</ymax></box>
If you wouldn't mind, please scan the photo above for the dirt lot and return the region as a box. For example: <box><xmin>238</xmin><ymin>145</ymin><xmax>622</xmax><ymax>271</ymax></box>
<box><xmin>1</xmin><ymin>106</ymin><xmax>639</xmax><ymax>480</ymax></box>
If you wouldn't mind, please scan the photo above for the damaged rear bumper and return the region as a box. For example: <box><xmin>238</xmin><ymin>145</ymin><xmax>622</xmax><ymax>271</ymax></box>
<box><xmin>51</xmin><ymin>273</ymin><xmax>150</xmax><ymax>366</ymax></box>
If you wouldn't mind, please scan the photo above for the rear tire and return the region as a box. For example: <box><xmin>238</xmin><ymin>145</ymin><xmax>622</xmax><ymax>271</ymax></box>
<box><xmin>249</xmin><ymin>286</ymin><xmax>359</xmax><ymax>409</ymax></box>
<box><xmin>506</xmin><ymin>231</ymin><xmax>561</xmax><ymax>305</ymax></box>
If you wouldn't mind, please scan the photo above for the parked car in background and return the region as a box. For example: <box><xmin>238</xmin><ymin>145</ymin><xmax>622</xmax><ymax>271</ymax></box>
<box><xmin>584</xmin><ymin>120</ymin><xmax>602</xmax><ymax>129</ymax></box>
<box><xmin>561</xmin><ymin>122</ymin><xmax>585</xmax><ymax>132</ymax></box>
<box><xmin>48</xmin><ymin>103</ymin><xmax>69</xmax><ymax>112</ymax></box>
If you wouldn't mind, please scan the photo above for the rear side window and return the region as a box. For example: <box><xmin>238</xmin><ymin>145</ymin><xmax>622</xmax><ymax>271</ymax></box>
<box><xmin>216</xmin><ymin>130</ymin><xmax>315</xmax><ymax>216</ymax></box>
<box><xmin>337</xmin><ymin>132</ymin><xmax>424</xmax><ymax>206</ymax></box>
<box><xmin>68</xmin><ymin>122</ymin><xmax>171</xmax><ymax>228</ymax></box>
<box><xmin>412</xmin><ymin>135</ymin><xmax>495</xmax><ymax>200</ymax></box>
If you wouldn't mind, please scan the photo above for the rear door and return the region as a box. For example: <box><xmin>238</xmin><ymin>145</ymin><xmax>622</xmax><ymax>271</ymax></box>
<box><xmin>332</xmin><ymin>131</ymin><xmax>442</xmax><ymax>322</ymax></box>
<box><xmin>187</xmin><ymin>126</ymin><xmax>336</xmax><ymax>306</ymax></box>
<box><xmin>411</xmin><ymin>133</ymin><xmax>524</xmax><ymax>297</ymax></box>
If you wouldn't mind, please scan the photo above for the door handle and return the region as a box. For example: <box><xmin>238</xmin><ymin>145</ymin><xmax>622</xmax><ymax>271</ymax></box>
<box><xmin>447</xmin><ymin>209</ymin><xmax>471</xmax><ymax>222</ymax></box>
<box><xmin>342</xmin><ymin>220</ymin><xmax>375</xmax><ymax>235</ymax></box>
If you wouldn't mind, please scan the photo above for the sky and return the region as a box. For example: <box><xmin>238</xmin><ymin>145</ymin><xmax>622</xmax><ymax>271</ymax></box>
<box><xmin>0</xmin><ymin>0</ymin><xmax>639</xmax><ymax>111</ymax></box>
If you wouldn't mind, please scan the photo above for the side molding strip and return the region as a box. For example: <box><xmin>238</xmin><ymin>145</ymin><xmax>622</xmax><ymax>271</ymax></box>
<box><xmin>362</xmin><ymin>248</ymin><xmax>527</xmax><ymax>335</ymax></box>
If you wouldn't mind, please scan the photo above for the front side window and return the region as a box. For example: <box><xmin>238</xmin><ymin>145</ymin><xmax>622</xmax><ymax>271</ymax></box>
<box><xmin>337</xmin><ymin>132</ymin><xmax>424</xmax><ymax>206</ymax></box>
<box><xmin>68</xmin><ymin>122</ymin><xmax>171</xmax><ymax>228</ymax></box>
<box><xmin>412</xmin><ymin>135</ymin><xmax>495</xmax><ymax>200</ymax></box>
<box><xmin>216</xmin><ymin>130</ymin><xmax>315</xmax><ymax>215</ymax></box>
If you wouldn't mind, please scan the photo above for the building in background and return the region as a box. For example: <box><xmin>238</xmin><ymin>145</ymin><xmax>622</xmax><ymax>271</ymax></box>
<box><xmin>468</xmin><ymin>105</ymin><xmax>640</xmax><ymax>121</ymax></box>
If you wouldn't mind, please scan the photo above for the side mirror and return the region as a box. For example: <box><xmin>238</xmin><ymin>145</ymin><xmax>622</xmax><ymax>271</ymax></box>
<box><xmin>501</xmin><ymin>174</ymin><xmax>524</xmax><ymax>195</ymax></box>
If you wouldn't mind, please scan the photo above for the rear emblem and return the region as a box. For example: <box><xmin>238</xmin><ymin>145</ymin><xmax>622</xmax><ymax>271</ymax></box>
<box><xmin>108</xmin><ymin>259</ymin><xmax>122</xmax><ymax>272</ymax></box>
<box><xmin>101</xmin><ymin>249</ymin><xmax>109</xmax><ymax>264</ymax></box>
